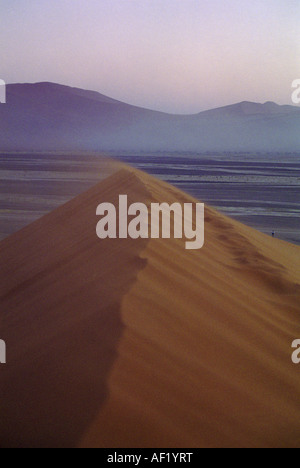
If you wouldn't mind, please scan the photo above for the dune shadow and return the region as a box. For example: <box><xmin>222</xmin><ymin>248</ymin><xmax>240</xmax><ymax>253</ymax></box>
<box><xmin>0</xmin><ymin>171</ymin><xmax>149</xmax><ymax>447</ymax></box>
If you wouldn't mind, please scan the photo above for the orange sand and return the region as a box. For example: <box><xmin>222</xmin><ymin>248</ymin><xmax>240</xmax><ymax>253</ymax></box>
<box><xmin>0</xmin><ymin>166</ymin><xmax>300</xmax><ymax>448</ymax></box>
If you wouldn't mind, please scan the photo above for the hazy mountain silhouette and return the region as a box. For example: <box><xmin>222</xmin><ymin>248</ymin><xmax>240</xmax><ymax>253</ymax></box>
<box><xmin>0</xmin><ymin>82</ymin><xmax>299</xmax><ymax>152</ymax></box>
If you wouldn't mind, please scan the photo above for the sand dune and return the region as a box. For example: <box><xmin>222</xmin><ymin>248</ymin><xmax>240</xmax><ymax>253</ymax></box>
<box><xmin>0</xmin><ymin>166</ymin><xmax>300</xmax><ymax>448</ymax></box>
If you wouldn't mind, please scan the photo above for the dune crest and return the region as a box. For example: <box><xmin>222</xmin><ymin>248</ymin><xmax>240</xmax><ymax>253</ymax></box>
<box><xmin>1</xmin><ymin>166</ymin><xmax>300</xmax><ymax>448</ymax></box>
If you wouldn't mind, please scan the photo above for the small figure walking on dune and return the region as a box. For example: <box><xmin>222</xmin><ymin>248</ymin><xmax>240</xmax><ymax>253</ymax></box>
<box><xmin>272</xmin><ymin>231</ymin><xmax>275</xmax><ymax>238</ymax></box>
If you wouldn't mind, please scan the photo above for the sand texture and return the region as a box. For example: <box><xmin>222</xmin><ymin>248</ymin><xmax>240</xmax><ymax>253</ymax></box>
<box><xmin>0</xmin><ymin>166</ymin><xmax>300</xmax><ymax>448</ymax></box>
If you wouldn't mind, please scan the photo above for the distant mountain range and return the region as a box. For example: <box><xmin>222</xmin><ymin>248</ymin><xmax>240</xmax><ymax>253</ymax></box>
<box><xmin>0</xmin><ymin>82</ymin><xmax>300</xmax><ymax>152</ymax></box>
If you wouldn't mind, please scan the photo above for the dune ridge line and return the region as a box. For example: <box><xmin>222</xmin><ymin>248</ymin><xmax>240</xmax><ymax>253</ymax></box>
<box><xmin>0</xmin><ymin>165</ymin><xmax>299</xmax><ymax>448</ymax></box>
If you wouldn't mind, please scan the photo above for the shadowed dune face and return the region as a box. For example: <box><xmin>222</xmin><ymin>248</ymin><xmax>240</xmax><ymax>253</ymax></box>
<box><xmin>0</xmin><ymin>169</ymin><xmax>150</xmax><ymax>448</ymax></box>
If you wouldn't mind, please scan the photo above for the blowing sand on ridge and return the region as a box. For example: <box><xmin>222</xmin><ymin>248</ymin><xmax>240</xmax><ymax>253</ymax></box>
<box><xmin>0</xmin><ymin>164</ymin><xmax>300</xmax><ymax>448</ymax></box>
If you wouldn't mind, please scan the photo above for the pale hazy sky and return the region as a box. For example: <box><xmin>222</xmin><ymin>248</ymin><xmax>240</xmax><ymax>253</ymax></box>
<box><xmin>0</xmin><ymin>0</ymin><xmax>299</xmax><ymax>113</ymax></box>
